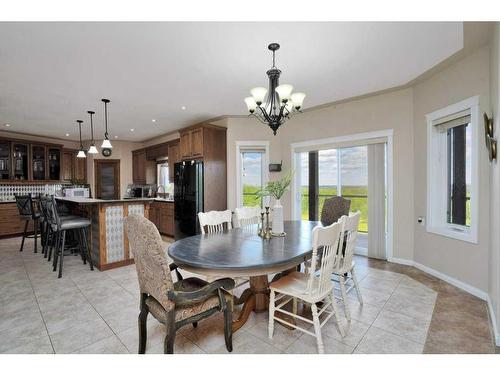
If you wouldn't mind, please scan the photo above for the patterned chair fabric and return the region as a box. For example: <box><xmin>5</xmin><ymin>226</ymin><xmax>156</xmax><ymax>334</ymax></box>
<box><xmin>124</xmin><ymin>214</ymin><xmax>175</xmax><ymax>313</ymax></box>
<box><xmin>320</xmin><ymin>196</ymin><xmax>351</xmax><ymax>226</ymax></box>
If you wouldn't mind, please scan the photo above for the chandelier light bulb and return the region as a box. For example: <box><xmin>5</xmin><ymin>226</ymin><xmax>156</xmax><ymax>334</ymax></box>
<box><xmin>250</xmin><ymin>87</ymin><xmax>267</xmax><ymax>105</ymax></box>
<box><xmin>291</xmin><ymin>92</ymin><xmax>306</xmax><ymax>110</ymax></box>
<box><xmin>244</xmin><ymin>97</ymin><xmax>257</xmax><ymax>113</ymax></box>
<box><xmin>275</xmin><ymin>84</ymin><xmax>294</xmax><ymax>102</ymax></box>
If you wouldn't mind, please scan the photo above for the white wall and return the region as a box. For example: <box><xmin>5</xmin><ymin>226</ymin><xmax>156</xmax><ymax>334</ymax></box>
<box><xmin>489</xmin><ymin>23</ymin><xmax>500</xmax><ymax>343</ymax></box>
<box><xmin>413</xmin><ymin>46</ymin><xmax>491</xmax><ymax>293</ymax></box>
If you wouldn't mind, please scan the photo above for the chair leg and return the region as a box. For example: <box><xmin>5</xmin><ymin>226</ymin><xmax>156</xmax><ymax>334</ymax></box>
<box><xmin>268</xmin><ymin>289</ymin><xmax>276</xmax><ymax>340</ymax></box>
<box><xmin>48</xmin><ymin>229</ymin><xmax>57</xmax><ymax>263</ymax></box>
<box><xmin>339</xmin><ymin>275</ymin><xmax>351</xmax><ymax>322</ymax></box>
<box><xmin>77</xmin><ymin>229</ymin><xmax>86</xmax><ymax>264</ymax></box>
<box><xmin>351</xmin><ymin>268</ymin><xmax>363</xmax><ymax>305</ymax></box>
<box><xmin>223</xmin><ymin>299</ymin><xmax>233</xmax><ymax>352</ymax></box>
<box><xmin>192</xmin><ymin>322</ymin><xmax>198</xmax><ymax>328</ymax></box>
<box><xmin>43</xmin><ymin>226</ymin><xmax>51</xmax><ymax>258</ymax></box>
<box><xmin>292</xmin><ymin>297</ymin><xmax>298</xmax><ymax>315</ymax></box>
<box><xmin>329</xmin><ymin>292</ymin><xmax>345</xmax><ymax>337</ymax></box>
<box><xmin>163</xmin><ymin>311</ymin><xmax>176</xmax><ymax>354</ymax></box>
<box><xmin>19</xmin><ymin>220</ymin><xmax>28</xmax><ymax>252</ymax></box>
<box><xmin>81</xmin><ymin>227</ymin><xmax>94</xmax><ymax>271</ymax></box>
<box><xmin>58</xmin><ymin>231</ymin><xmax>66</xmax><ymax>278</ymax></box>
<box><xmin>311</xmin><ymin>302</ymin><xmax>324</xmax><ymax>354</ymax></box>
<box><xmin>138</xmin><ymin>295</ymin><xmax>149</xmax><ymax>354</ymax></box>
<box><xmin>52</xmin><ymin>231</ymin><xmax>60</xmax><ymax>270</ymax></box>
<box><xmin>33</xmin><ymin>219</ymin><xmax>38</xmax><ymax>253</ymax></box>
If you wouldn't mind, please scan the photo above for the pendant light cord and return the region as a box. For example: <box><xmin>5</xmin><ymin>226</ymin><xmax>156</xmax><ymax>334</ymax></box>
<box><xmin>104</xmin><ymin>101</ymin><xmax>108</xmax><ymax>139</ymax></box>
<box><xmin>90</xmin><ymin>113</ymin><xmax>94</xmax><ymax>143</ymax></box>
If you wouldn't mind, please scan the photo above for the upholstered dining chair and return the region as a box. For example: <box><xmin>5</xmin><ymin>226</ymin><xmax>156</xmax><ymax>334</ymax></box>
<box><xmin>268</xmin><ymin>220</ymin><xmax>346</xmax><ymax>354</ymax></box>
<box><xmin>124</xmin><ymin>214</ymin><xmax>234</xmax><ymax>354</ymax></box>
<box><xmin>234</xmin><ymin>206</ymin><xmax>261</xmax><ymax>228</ymax></box>
<box><xmin>320</xmin><ymin>196</ymin><xmax>351</xmax><ymax>226</ymax></box>
<box><xmin>332</xmin><ymin>211</ymin><xmax>363</xmax><ymax>321</ymax></box>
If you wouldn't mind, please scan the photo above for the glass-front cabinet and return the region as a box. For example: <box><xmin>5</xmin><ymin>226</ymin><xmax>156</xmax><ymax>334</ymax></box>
<box><xmin>0</xmin><ymin>141</ymin><xmax>11</xmax><ymax>180</ymax></box>
<box><xmin>31</xmin><ymin>144</ymin><xmax>47</xmax><ymax>180</ymax></box>
<box><xmin>48</xmin><ymin>148</ymin><xmax>61</xmax><ymax>180</ymax></box>
<box><xmin>12</xmin><ymin>143</ymin><xmax>29</xmax><ymax>180</ymax></box>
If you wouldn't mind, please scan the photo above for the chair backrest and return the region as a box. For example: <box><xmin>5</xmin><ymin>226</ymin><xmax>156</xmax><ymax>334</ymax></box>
<box><xmin>320</xmin><ymin>196</ymin><xmax>351</xmax><ymax>226</ymax></box>
<box><xmin>38</xmin><ymin>194</ymin><xmax>50</xmax><ymax>221</ymax></box>
<box><xmin>45</xmin><ymin>195</ymin><xmax>61</xmax><ymax>229</ymax></box>
<box><xmin>307</xmin><ymin>220</ymin><xmax>344</xmax><ymax>297</ymax></box>
<box><xmin>198</xmin><ymin>210</ymin><xmax>232</xmax><ymax>234</ymax></box>
<box><xmin>335</xmin><ymin>211</ymin><xmax>361</xmax><ymax>274</ymax></box>
<box><xmin>234</xmin><ymin>207</ymin><xmax>261</xmax><ymax>228</ymax></box>
<box><xmin>124</xmin><ymin>214</ymin><xmax>175</xmax><ymax>312</ymax></box>
<box><xmin>14</xmin><ymin>194</ymin><xmax>34</xmax><ymax>217</ymax></box>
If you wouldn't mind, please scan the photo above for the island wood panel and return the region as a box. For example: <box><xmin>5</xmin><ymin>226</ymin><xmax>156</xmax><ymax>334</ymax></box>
<box><xmin>0</xmin><ymin>202</ymin><xmax>34</xmax><ymax>237</ymax></box>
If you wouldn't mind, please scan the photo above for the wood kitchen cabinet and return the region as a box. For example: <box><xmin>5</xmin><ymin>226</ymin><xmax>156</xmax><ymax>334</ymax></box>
<box><xmin>61</xmin><ymin>148</ymin><xmax>86</xmax><ymax>183</ymax></box>
<box><xmin>150</xmin><ymin>201</ymin><xmax>174</xmax><ymax>237</ymax></box>
<box><xmin>180</xmin><ymin>127</ymin><xmax>204</xmax><ymax>159</ymax></box>
<box><xmin>0</xmin><ymin>202</ymin><xmax>33</xmax><ymax>237</ymax></box>
<box><xmin>132</xmin><ymin>149</ymin><xmax>147</xmax><ymax>184</ymax></box>
<box><xmin>168</xmin><ymin>141</ymin><xmax>180</xmax><ymax>180</ymax></box>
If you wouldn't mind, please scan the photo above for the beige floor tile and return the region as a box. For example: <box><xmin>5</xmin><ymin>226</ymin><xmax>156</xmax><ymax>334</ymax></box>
<box><xmin>355</xmin><ymin>326</ymin><xmax>423</xmax><ymax>354</ymax></box>
<box><xmin>359</xmin><ymin>275</ymin><xmax>401</xmax><ymax>294</ymax></box>
<box><xmin>322</xmin><ymin>317</ymin><xmax>370</xmax><ymax>347</ymax></box>
<box><xmin>212</xmin><ymin>330</ymin><xmax>281</xmax><ymax>354</ymax></box>
<box><xmin>50</xmin><ymin>317</ymin><xmax>114</xmax><ymax>353</ymax></box>
<box><xmin>341</xmin><ymin>298</ymin><xmax>382</xmax><ymax>325</ymax></box>
<box><xmin>43</xmin><ymin>303</ymin><xmax>103</xmax><ymax>335</ymax></box>
<box><xmin>384</xmin><ymin>291</ymin><xmax>436</xmax><ymax>322</ymax></box>
<box><xmin>285</xmin><ymin>333</ymin><xmax>354</xmax><ymax>354</ymax></box>
<box><xmin>74</xmin><ymin>335</ymin><xmax>129</xmax><ymax>354</ymax></box>
<box><xmin>3</xmin><ymin>335</ymin><xmax>54</xmax><ymax>354</ymax></box>
<box><xmin>372</xmin><ymin>309</ymin><xmax>430</xmax><ymax>344</ymax></box>
<box><xmin>147</xmin><ymin>334</ymin><xmax>205</xmax><ymax>354</ymax></box>
<box><xmin>0</xmin><ymin>320</ymin><xmax>49</xmax><ymax>353</ymax></box>
<box><xmin>247</xmin><ymin>320</ymin><xmax>303</xmax><ymax>351</ymax></box>
<box><xmin>352</xmin><ymin>287</ymin><xmax>392</xmax><ymax>309</ymax></box>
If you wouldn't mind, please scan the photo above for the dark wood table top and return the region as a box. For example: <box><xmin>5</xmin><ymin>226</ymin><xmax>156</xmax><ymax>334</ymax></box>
<box><xmin>168</xmin><ymin>220</ymin><xmax>319</xmax><ymax>277</ymax></box>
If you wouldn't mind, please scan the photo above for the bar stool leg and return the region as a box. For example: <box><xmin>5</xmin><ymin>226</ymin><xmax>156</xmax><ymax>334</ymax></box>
<box><xmin>48</xmin><ymin>228</ymin><xmax>56</xmax><ymax>262</ymax></box>
<box><xmin>19</xmin><ymin>220</ymin><xmax>28</xmax><ymax>252</ymax></box>
<box><xmin>58</xmin><ymin>230</ymin><xmax>66</xmax><ymax>278</ymax></box>
<box><xmin>82</xmin><ymin>227</ymin><xmax>94</xmax><ymax>271</ymax></box>
<box><xmin>52</xmin><ymin>231</ymin><xmax>61</xmax><ymax>271</ymax></box>
<box><xmin>43</xmin><ymin>226</ymin><xmax>51</xmax><ymax>258</ymax></box>
<box><xmin>77</xmin><ymin>229</ymin><xmax>86</xmax><ymax>264</ymax></box>
<box><xmin>33</xmin><ymin>218</ymin><xmax>38</xmax><ymax>253</ymax></box>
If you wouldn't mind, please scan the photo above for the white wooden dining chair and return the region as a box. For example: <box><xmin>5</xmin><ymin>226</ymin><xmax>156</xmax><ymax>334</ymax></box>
<box><xmin>332</xmin><ymin>211</ymin><xmax>363</xmax><ymax>322</ymax></box>
<box><xmin>234</xmin><ymin>207</ymin><xmax>261</xmax><ymax>228</ymax></box>
<box><xmin>198</xmin><ymin>210</ymin><xmax>232</xmax><ymax>234</ymax></box>
<box><xmin>268</xmin><ymin>221</ymin><xmax>346</xmax><ymax>354</ymax></box>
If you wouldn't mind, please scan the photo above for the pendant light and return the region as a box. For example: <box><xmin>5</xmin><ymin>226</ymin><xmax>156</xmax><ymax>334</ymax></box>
<box><xmin>87</xmin><ymin>110</ymin><xmax>98</xmax><ymax>154</ymax></box>
<box><xmin>76</xmin><ymin>120</ymin><xmax>86</xmax><ymax>158</ymax></box>
<box><xmin>101</xmin><ymin>98</ymin><xmax>112</xmax><ymax>149</ymax></box>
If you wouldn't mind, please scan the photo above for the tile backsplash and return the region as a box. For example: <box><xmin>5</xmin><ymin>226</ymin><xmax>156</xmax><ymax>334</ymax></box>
<box><xmin>0</xmin><ymin>184</ymin><xmax>63</xmax><ymax>202</ymax></box>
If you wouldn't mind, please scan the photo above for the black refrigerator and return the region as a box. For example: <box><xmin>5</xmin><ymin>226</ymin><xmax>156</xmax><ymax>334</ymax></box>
<box><xmin>174</xmin><ymin>160</ymin><xmax>204</xmax><ymax>239</ymax></box>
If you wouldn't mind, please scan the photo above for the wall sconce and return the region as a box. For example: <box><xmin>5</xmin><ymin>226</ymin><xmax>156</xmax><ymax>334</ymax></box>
<box><xmin>484</xmin><ymin>113</ymin><xmax>497</xmax><ymax>162</ymax></box>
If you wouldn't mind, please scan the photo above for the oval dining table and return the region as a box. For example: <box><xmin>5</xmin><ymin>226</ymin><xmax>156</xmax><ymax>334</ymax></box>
<box><xmin>168</xmin><ymin>220</ymin><xmax>319</xmax><ymax>332</ymax></box>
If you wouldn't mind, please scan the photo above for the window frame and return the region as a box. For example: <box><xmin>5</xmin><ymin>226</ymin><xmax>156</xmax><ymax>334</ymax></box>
<box><xmin>235</xmin><ymin>141</ymin><xmax>269</xmax><ymax>208</ymax></box>
<box><xmin>426</xmin><ymin>96</ymin><xmax>479</xmax><ymax>244</ymax></box>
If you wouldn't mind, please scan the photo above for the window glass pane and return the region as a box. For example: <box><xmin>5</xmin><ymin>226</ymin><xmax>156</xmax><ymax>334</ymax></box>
<box><xmin>446</xmin><ymin>123</ymin><xmax>471</xmax><ymax>226</ymax></box>
<box><xmin>242</xmin><ymin>151</ymin><xmax>264</xmax><ymax>207</ymax></box>
<box><xmin>157</xmin><ymin>162</ymin><xmax>169</xmax><ymax>187</ymax></box>
<box><xmin>300</xmin><ymin>152</ymin><xmax>309</xmax><ymax>220</ymax></box>
<box><xmin>339</xmin><ymin>146</ymin><xmax>368</xmax><ymax>232</ymax></box>
<box><xmin>318</xmin><ymin>149</ymin><xmax>338</xmax><ymax>219</ymax></box>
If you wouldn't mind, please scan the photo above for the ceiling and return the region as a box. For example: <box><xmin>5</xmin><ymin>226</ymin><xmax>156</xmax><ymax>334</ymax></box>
<box><xmin>0</xmin><ymin>22</ymin><xmax>464</xmax><ymax>142</ymax></box>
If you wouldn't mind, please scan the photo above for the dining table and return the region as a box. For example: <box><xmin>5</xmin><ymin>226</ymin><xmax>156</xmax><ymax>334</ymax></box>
<box><xmin>168</xmin><ymin>220</ymin><xmax>319</xmax><ymax>332</ymax></box>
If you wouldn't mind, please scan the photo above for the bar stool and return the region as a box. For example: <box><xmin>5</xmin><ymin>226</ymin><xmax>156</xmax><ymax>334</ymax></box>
<box><xmin>45</xmin><ymin>196</ymin><xmax>94</xmax><ymax>278</ymax></box>
<box><xmin>14</xmin><ymin>194</ymin><xmax>42</xmax><ymax>253</ymax></box>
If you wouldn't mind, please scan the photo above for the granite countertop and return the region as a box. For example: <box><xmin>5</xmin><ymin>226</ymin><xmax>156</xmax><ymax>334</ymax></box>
<box><xmin>55</xmin><ymin>197</ymin><xmax>155</xmax><ymax>204</ymax></box>
<box><xmin>153</xmin><ymin>198</ymin><xmax>174</xmax><ymax>203</ymax></box>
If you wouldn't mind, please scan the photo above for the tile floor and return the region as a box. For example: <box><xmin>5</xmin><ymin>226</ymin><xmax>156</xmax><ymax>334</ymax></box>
<box><xmin>0</xmin><ymin>235</ymin><xmax>497</xmax><ymax>354</ymax></box>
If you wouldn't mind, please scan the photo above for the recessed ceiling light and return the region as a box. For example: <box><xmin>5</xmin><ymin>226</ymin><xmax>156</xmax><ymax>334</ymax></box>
<box><xmin>181</xmin><ymin>106</ymin><xmax>186</xmax><ymax>110</ymax></box>
<box><xmin>130</xmin><ymin>128</ymin><xmax>135</xmax><ymax>132</ymax></box>
<box><xmin>152</xmin><ymin>119</ymin><xmax>156</xmax><ymax>123</ymax></box>
<box><xmin>65</xmin><ymin>133</ymin><xmax>70</xmax><ymax>137</ymax></box>
<box><xmin>114</xmin><ymin>135</ymin><xmax>118</xmax><ymax>139</ymax></box>
<box><xmin>4</xmin><ymin>123</ymin><xmax>11</xmax><ymax>127</ymax></box>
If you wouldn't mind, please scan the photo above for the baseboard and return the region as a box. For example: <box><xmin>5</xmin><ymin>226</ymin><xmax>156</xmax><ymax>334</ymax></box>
<box><xmin>486</xmin><ymin>295</ymin><xmax>500</xmax><ymax>347</ymax></box>
<box><xmin>388</xmin><ymin>257</ymin><xmax>415</xmax><ymax>266</ymax></box>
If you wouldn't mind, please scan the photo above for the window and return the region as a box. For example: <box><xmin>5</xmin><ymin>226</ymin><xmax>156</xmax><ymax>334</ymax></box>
<box><xmin>298</xmin><ymin>146</ymin><xmax>369</xmax><ymax>232</ymax></box>
<box><xmin>157</xmin><ymin>161</ymin><xmax>169</xmax><ymax>187</ymax></box>
<box><xmin>426</xmin><ymin>96</ymin><xmax>478</xmax><ymax>243</ymax></box>
<box><xmin>236</xmin><ymin>141</ymin><xmax>269</xmax><ymax>208</ymax></box>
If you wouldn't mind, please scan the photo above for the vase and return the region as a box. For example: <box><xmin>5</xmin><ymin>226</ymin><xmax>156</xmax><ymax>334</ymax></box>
<box><xmin>272</xmin><ymin>199</ymin><xmax>284</xmax><ymax>235</ymax></box>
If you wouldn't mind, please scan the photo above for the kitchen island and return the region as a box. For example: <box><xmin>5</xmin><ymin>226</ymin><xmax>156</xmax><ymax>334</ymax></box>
<box><xmin>56</xmin><ymin>197</ymin><xmax>153</xmax><ymax>270</ymax></box>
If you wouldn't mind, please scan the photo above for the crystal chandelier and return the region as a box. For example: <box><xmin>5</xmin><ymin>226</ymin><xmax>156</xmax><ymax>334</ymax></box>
<box><xmin>244</xmin><ymin>43</ymin><xmax>306</xmax><ymax>135</ymax></box>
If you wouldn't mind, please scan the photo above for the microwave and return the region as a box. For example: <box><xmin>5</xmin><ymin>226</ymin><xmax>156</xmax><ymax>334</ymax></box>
<box><xmin>64</xmin><ymin>188</ymin><xmax>90</xmax><ymax>198</ymax></box>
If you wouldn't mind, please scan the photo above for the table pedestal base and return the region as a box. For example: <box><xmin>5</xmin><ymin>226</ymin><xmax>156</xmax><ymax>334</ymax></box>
<box><xmin>231</xmin><ymin>274</ymin><xmax>296</xmax><ymax>332</ymax></box>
